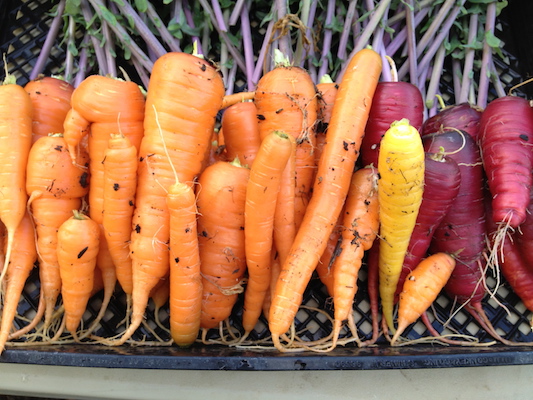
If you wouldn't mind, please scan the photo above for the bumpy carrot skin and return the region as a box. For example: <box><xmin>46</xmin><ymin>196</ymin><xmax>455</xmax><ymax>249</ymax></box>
<box><xmin>198</xmin><ymin>160</ymin><xmax>249</xmax><ymax>331</ymax></box>
<box><xmin>331</xmin><ymin>166</ymin><xmax>379</xmax><ymax>348</ymax></box>
<box><xmin>478</xmin><ymin>96</ymin><xmax>533</xmax><ymax>229</ymax></box>
<box><xmin>167</xmin><ymin>182</ymin><xmax>202</xmax><ymax>347</ymax></box>
<box><xmin>0</xmin><ymin>78</ymin><xmax>33</xmax><ymax>285</ymax></box>
<box><xmin>378</xmin><ymin>118</ymin><xmax>425</xmax><ymax>333</ymax></box>
<box><xmin>360</xmin><ymin>81</ymin><xmax>424</xmax><ymax>168</ymax></box>
<box><xmin>57</xmin><ymin>211</ymin><xmax>100</xmax><ymax>337</ymax></box>
<box><xmin>102</xmin><ymin>134</ymin><xmax>138</xmax><ymax>296</ymax></box>
<box><xmin>421</xmin><ymin>102</ymin><xmax>482</xmax><ymax>141</ymax></box>
<box><xmin>390</xmin><ymin>252</ymin><xmax>456</xmax><ymax>345</ymax></box>
<box><xmin>24</xmin><ymin>76</ymin><xmax>74</xmax><ymax>144</ymax></box>
<box><xmin>268</xmin><ymin>48</ymin><xmax>382</xmax><ymax>349</ymax></box>
<box><xmin>0</xmin><ymin>212</ymin><xmax>37</xmax><ymax>353</ymax></box>
<box><xmin>242</xmin><ymin>130</ymin><xmax>294</xmax><ymax>336</ymax></box>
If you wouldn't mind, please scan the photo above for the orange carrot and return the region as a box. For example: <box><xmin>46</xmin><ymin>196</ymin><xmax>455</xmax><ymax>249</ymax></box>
<box><xmin>315</xmin><ymin>75</ymin><xmax>338</xmax><ymax>167</ymax></box>
<box><xmin>0</xmin><ymin>75</ymin><xmax>33</xmax><ymax>286</ymax></box>
<box><xmin>242</xmin><ymin>130</ymin><xmax>294</xmax><ymax>338</ymax></box>
<box><xmin>167</xmin><ymin>182</ymin><xmax>202</xmax><ymax>347</ymax></box>
<box><xmin>390</xmin><ymin>252</ymin><xmax>456</xmax><ymax>345</ymax></box>
<box><xmin>102</xmin><ymin>133</ymin><xmax>138</xmax><ymax>296</ymax></box>
<box><xmin>221</xmin><ymin>101</ymin><xmax>261</xmax><ymax>167</ymax></box>
<box><xmin>254</xmin><ymin>51</ymin><xmax>318</xmax><ymax>262</ymax></box>
<box><xmin>24</xmin><ymin>76</ymin><xmax>74</xmax><ymax>144</ymax></box>
<box><xmin>330</xmin><ymin>166</ymin><xmax>379</xmax><ymax>348</ymax></box>
<box><xmin>26</xmin><ymin>134</ymin><xmax>90</xmax><ymax>329</ymax></box>
<box><xmin>57</xmin><ymin>210</ymin><xmax>100</xmax><ymax>338</ymax></box>
<box><xmin>198</xmin><ymin>159</ymin><xmax>250</xmax><ymax>332</ymax></box>
<box><xmin>268</xmin><ymin>48</ymin><xmax>382</xmax><ymax>351</ymax></box>
<box><xmin>221</xmin><ymin>91</ymin><xmax>255</xmax><ymax>109</ymax></box>
<box><xmin>0</xmin><ymin>211</ymin><xmax>37</xmax><ymax>353</ymax></box>
<box><xmin>118</xmin><ymin>52</ymin><xmax>224</xmax><ymax>345</ymax></box>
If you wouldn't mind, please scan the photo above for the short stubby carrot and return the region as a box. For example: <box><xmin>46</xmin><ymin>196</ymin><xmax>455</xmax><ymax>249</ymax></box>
<box><xmin>24</xmin><ymin>76</ymin><xmax>74</xmax><ymax>144</ymax></box>
<box><xmin>167</xmin><ymin>182</ymin><xmax>202</xmax><ymax>347</ymax></box>
<box><xmin>377</xmin><ymin>118</ymin><xmax>425</xmax><ymax>333</ymax></box>
<box><xmin>0</xmin><ymin>76</ymin><xmax>34</xmax><ymax>285</ymax></box>
<box><xmin>197</xmin><ymin>159</ymin><xmax>250</xmax><ymax>331</ymax></box>
<box><xmin>391</xmin><ymin>252</ymin><xmax>456</xmax><ymax>345</ymax></box>
<box><xmin>57</xmin><ymin>210</ymin><xmax>100</xmax><ymax>338</ymax></box>
<box><xmin>268</xmin><ymin>48</ymin><xmax>382</xmax><ymax>351</ymax></box>
<box><xmin>243</xmin><ymin>130</ymin><xmax>294</xmax><ymax>337</ymax></box>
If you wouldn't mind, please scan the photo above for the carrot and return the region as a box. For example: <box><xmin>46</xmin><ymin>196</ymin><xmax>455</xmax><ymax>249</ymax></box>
<box><xmin>478</xmin><ymin>96</ymin><xmax>533</xmax><ymax>232</ymax></box>
<box><xmin>242</xmin><ymin>130</ymin><xmax>294</xmax><ymax>338</ymax></box>
<box><xmin>0</xmin><ymin>75</ymin><xmax>34</xmax><ymax>286</ymax></box>
<box><xmin>315</xmin><ymin>214</ymin><xmax>342</xmax><ymax>297</ymax></box>
<box><xmin>26</xmin><ymin>134</ymin><xmax>90</xmax><ymax>329</ymax></box>
<box><xmin>360</xmin><ymin>81</ymin><xmax>424</xmax><ymax>168</ymax></box>
<box><xmin>167</xmin><ymin>181</ymin><xmax>202</xmax><ymax>347</ymax></box>
<box><xmin>268</xmin><ymin>48</ymin><xmax>382</xmax><ymax>351</ymax></box>
<box><xmin>377</xmin><ymin>118</ymin><xmax>425</xmax><ymax>333</ymax></box>
<box><xmin>221</xmin><ymin>91</ymin><xmax>255</xmax><ymax>109</ymax></box>
<box><xmin>515</xmin><ymin>185</ymin><xmax>533</xmax><ymax>272</ymax></box>
<box><xmin>197</xmin><ymin>159</ymin><xmax>249</xmax><ymax>333</ymax></box>
<box><xmin>254</xmin><ymin>50</ymin><xmax>319</xmax><ymax>251</ymax></box>
<box><xmin>24</xmin><ymin>76</ymin><xmax>74</xmax><ymax>144</ymax></box>
<box><xmin>390</xmin><ymin>252</ymin><xmax>456</xmax><ymax>345</ymax></box>
<box><xmin>330</xmin><ymin>166</ymin><xmax>379</xmax><ymax>349</ymax></box>
<box><xmin>421</xmin><ymin>102</ymin><xmax>482</xmax><ymax>141</ymax></box>
<box><xmin>113</xmin><ymin>53</ymin><xmax>224</xmax><ymax>346</ymax></box>
<box><xmin>0</xmin><ymin>211</ymin><xmax>37</xmax><ymax>353</ymax></box>
<box><xmin>220</xmin><ymin>101</ymin><xmax>261</xmax><ymax>167</ymax></box>
<box><xmin>57</xmin><ymin>210</ymin><xmax>100</xmax><ymax>339</ymax></box>
<box><xmin>394</xmin><ymin>152</ymin><xmax>461</xmax><ymax>303</ymax></box>
<box><xmin>102</xmin><ymin>133</ymin><xmax>138</xmax><ymax>296</ymax></box>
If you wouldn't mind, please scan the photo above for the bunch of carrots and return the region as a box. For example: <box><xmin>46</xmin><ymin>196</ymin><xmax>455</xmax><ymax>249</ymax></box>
<box><xmin>1</xmin><ymin>44</ymin><xmax>533</xmax><ymax>355</ymax></box>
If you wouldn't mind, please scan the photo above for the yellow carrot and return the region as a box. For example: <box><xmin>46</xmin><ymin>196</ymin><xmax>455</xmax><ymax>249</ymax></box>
<box><xmin>377</xmin><ymin>118</ymin><xmax>425</xmax><ymax>333</ymax></box>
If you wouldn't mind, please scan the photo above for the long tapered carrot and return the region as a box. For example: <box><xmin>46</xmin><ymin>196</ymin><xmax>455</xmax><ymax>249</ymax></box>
<box><xmin>330</xmin><ymin>166</ymin><xmax>379</xmax><ymax>349</ymax></box>
<box><xmin>167</xmin><ymin>182</ymin><xmax>202</xmax><ymax>347</ymax></box>
<box><xmin>0</xmin><ymin>75</ymin><xmax>33</xmax><ymax>286</ymax></box>
<box><xmin>0</xmin><ymin>211</ymin><xmax>37</xmax><ymax>353</ymax></box>
<box><xmin>242</xmin><ymin>130</ymin><xmax>294</xmax><ymax>338</ymax></box>
<box><xmin>268</xmin><ymin>48</ymin><xmax>382</xmax><ymax>351</ymax></box>
<box><xmin>113</xmin><ymin>52</ymin><xmax>225</xmax><ymax>345</ymax></box>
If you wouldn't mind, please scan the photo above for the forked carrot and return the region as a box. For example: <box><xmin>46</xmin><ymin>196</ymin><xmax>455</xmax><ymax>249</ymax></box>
<box><xmin>268</xmin><ymin>48</ymin><xmax>382</xmax><ymax>351</ymax></box>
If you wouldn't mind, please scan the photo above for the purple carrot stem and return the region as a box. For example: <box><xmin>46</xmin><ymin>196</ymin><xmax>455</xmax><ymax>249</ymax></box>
<box><xmin>385</xmin><ymin>7</ymin><xmax>429</xmax><ymax>57</ymax></box>
<box><xmin>80</xmin><ymin>0</ymin><xmax>108</xmax><ymax>76</ymax></box>
<box><xmin>87</xmin><ymin>0</ymin><xmax>154</xmax><ymax>71</ymax></box>
<box><xmin>30</xmin><ymin>0</ymin><xmax>66</xmax><ymax>80</ymax></box>
<box><xmin>404</xmin><ymin>0</ymin><xmax>418</xmax><ymax>86</ymax></box>
<box><xmin>240</xmin><ymin>1</ymin><xmax>256</xmax><ymax>90</ymax></box>
<box><xmin>211</xmin><ymin>0</ymin><xmax>228</xmax><ymax>32</ymax></box>
<box><xmin>489</xmin><ymin>58</ymin><xmax>506</xmax><ymax>99</ymax></box>
<box><xmin>397</xmin><ymin>1</ymin><xmax>465</xmax><ymax>81</ymax></box>
<box><xmin>64</xmin><ymin>15</ymin><xmax>76</xmax><ymax>84</ymax></box>
<box><xmin>115</xmin><ymin>0</ymin><xmax>167</xmax><ymax>58</ymax></box>
<box><xmin>229</xmin><ymin>0</ymin><xmax>246</xmax><ymax>26</ymax></box>
<box><xmin>183</xmin><ymin>0</ymin><xmax>203</xmax><ymax>54</ymax></box>
<box><xmin>252</xmin><ymin>7</ymin><xmax>276</xmax><ymax>84</ymax></box>
<box><xmin>337</xmin><ymin>1</ymin><xmax>357</xmax><ymax>61</ymax></box>
<box><xmin>275</xmin><ymin>0</ymin><xmax>292</xmax><ymax>60</ymax></box>
<box><xmin>476</xmin><ymin>1</ymin><xmax>497</xmax><ymax>109</ymax></box>
<box><xmin>458</xmin><ymin>13</ymin><xmax>479</xmax><ymax>104</ymax></box>
<box><xmin>73</xmin><ymin>34</ymin><xmax>90</xmax><ymax>87</ymax></box>
<box><xmin>425</xmin><ymin>39</ymin><xmax>447</xmax><ymax>115</ymax></box>
<box><xmin>317</xmin><ymin>0</ymin><xmax>336</xmax><ymax>80</ymax></box>
<box><xmin>298</xmin><ymin>0</ymin><xmax>318</xmax><ymax>69</ymax></box>
<box><xmin>131</xmin><ymin>57</ymin><xmax>150</xmax><ymax>90</ymax></box>
<box><xmin>102</xmin><ymin>18</ymin><xmax>117</xmax><ymax>77</ymax></box>
<box><xmin>225</xmin><ymin>62</ymin><xmax>238</xmax><ymax>95</ymax></box>
<box><xmin>452</xmin><ymin>58</ymin><xmax>462</xmax><ymax>104</ymax></box>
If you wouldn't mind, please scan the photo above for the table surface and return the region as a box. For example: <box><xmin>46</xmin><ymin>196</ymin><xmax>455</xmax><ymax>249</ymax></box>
<box><xmin>0</xmin><ymin>362</ymin><xmax>532</xmax><ymax>400</ymax></box>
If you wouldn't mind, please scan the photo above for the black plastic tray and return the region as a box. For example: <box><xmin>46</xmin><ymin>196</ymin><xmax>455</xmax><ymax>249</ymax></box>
<box><xmin>2</xmin><ymin>0</ymin><xmax>533</xmax><ymax>371</ymax></box>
